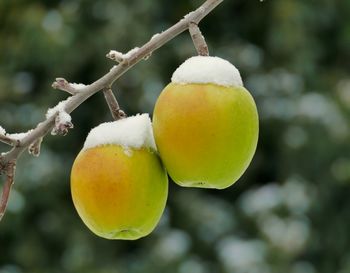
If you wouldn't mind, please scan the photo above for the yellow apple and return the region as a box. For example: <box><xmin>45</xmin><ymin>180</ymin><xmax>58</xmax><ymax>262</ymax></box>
<box><xmin>71</xmin><ymin>114</ymin><xmax>168</xmax><ymax>240</ymax></box>
<box><xmin>153</xmin><ymin>56</ymin><xmax>258</xmax><ymax>189</ymax></box>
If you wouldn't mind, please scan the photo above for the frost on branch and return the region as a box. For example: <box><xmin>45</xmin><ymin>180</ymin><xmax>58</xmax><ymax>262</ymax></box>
<box><xmin>124</xmin><ymin>47</ymin><xmax>140</xmax><ymax>58</ymax></box>
<box><xmin>52</xmin><ymin>78</ymin><xmax>86</xmax><ymax>94</ymax></box>
<box><xmin>70</xmin><ymin>83</ymin><xmax>86</xmax><ymax>90</ymax></box>
<box><xmin>106</xmin><ymin>47</ymin><xmax>141</xmax><ymax>63</ymax></box>
<box><xmin>46</xmin><ymin>98</ymin><xmax>74</xmax><ymax>136</ymax></box>
<box><xmin>7</xmin><ymin>131</ymin><xmax>33</xmax><ymax>140</ymax></box>
<box><xmin>0</xmin><ymin>126</ymin><xmax>5</xmax><ymax>135</ymax></box>
<box><xmin>0</xmin><ymin>127</ymin><xmax>16</xmax><ymax>146</ymax></box>
<box><xmin>106</xmin><ymin>50</ymin><xmax>125</xmax><ymax>63</ymax></box>
<box><xmin>52</xmin><ymin>111</ymin><xmax>73</xmax><ymax>136</ymax></box>
<box><xmin>1</xmin><ymin>127</ymin><xmax>41</xmax><ymax>156</ymax></box>
<box><xmin>0</xmin><ymin>127</ymin><xmax>32</xmax><ymax>147</ymax></box>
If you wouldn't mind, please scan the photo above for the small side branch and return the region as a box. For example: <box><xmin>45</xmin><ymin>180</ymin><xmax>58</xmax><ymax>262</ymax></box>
<box><xmin>106</xmin><ymin>48</ymin><xmax>142</xmax><ymax>64</ymax></box>
<box><xmin>52</xmin><ymin>78</ymin><xmax>86</xmax><ymax>95</ymax></box>
<box><xmin>0</xmin><ymin>134</ymin><xmax>19</xmax><ymax>147</ymax></box>
<box><xmin>189</xmin><ymin>22</ymin><xmax>209</xmax><ymax>56</ymax></box>
<box><xmin>28</xmin><ymin>137</ymin><xmax>43</xmax><ymax>157</ymax></box>
<box><xmin>103</xmin><ymin>88</ymin><xmax>126</xmax><ymax>120</ymax></box>
<box><xmin>0</xmin><ymin>160</ymin><xmax>16</xmax><ymax>221</ymax></box>
<box><xmin>106</xmin><ymin>50</ymin><xmax>125</xmax><ymax>63</ymax></box>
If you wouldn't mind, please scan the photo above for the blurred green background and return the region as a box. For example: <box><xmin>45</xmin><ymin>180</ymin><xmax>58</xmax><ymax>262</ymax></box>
<box><xmin>1</xmin><ymin>0</ymin><xmax>350</xmax><ymax>272</ymax></box>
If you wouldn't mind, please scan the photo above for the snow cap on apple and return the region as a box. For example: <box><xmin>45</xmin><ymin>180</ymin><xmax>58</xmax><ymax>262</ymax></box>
<box><xmin>171</xmin><ymin>56</ymin><xmax>243</xmax><ymax>87</ymax></box>
<box><xmin>71</xmin><ymin>114</ymin><xmax>168</xmax><ymax>240</ymax></box>
<box><xmin>83</xmin><ymin>113</ymin><xmax>156</xmax><ymax>152</ymax></box>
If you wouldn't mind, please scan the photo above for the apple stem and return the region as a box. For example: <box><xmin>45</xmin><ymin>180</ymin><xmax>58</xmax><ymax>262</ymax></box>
<box><xmin>103</xmin><ymin>88</ymin><xmax>127</xmax><ymax>121</ymax></box>
<box><xmin>189</xmin><ymin>22</ymin><xmax>210</xmax><ymax>56</ymax></box>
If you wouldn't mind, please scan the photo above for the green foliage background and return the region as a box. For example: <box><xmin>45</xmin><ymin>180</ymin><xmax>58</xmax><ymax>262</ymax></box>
<box><xmin>1</xmin><ymin>0</ymin><xmax>350</xmax><ymax>272</ymax></box>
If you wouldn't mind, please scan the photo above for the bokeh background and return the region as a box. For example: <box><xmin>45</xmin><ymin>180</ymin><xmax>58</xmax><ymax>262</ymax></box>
<box><xmin>1</xmin><ymin>0</ymin><xmax>350</xmax><ymax>272</ymax></box>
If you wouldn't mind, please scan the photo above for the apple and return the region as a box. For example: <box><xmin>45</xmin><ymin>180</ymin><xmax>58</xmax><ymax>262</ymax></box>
<box><xmin>71</xmin><ymin>114</ymin><xmax>168</xmax><ymax>239</ymax></box>
<box><xmin>153</xmin><ymin>56</ymin><xmax>258</xmax><ymax>189</ymax></box>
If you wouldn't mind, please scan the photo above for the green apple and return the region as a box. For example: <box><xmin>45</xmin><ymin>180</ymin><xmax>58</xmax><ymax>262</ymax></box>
<box><xmin>71</xmin><ymin>115</ymin><xmax>168</xmax><ymax>239</ymax></box>
<box><xmin>153</xmin><ymin>57</ymin><xmax>258</xmax><ymax>189</ymax></box>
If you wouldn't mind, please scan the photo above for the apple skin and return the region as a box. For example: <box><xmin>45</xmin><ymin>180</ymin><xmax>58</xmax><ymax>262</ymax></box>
<box><xmin>153</xmin><ymin>83</ymin><xmax>258</xmax><ymax>189</ymax></box>
<box><xmin>71</xmin><ymin>145</ymin><xmax>168</xmax><ymax>240</ymax></box>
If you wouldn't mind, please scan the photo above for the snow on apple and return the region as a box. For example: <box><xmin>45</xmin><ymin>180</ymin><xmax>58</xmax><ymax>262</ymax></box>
<box><xmin>171</xmin><ymin>56</ymin><xmax>243</xmax><ymax>87</ymax></box>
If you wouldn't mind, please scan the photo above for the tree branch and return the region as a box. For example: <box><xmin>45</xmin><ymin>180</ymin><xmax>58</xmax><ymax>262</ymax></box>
<box><xmin>0</xmin><ymin>160</ymin><xmax>16</xmax><ymax>221</ymax></box>
<box><xmin>0</xmin><ymin>134</ymin><xmax>19</xmax><ymax>147</ymax></box>
<box><xmin>0</xmin><ymin>0</ymin><xmax>224</xmax><ymax>221</ymax></box>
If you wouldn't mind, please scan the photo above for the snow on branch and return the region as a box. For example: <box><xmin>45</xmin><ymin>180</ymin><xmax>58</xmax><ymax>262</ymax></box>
<box><xmin>106</xmin><ymin>50</ymin><xmax>125</xmax><ymax>63</ymax></box>
<box><xmin>52</xmin><ymin>78</ymin><xmax>87</xmax><ymax>95</ymax></box>
<box><xmin>0</xmin><ymin>127</ymin><xmax>33</xmax><ymax>147</ymax></box>
<box><xmin>0</xmin><ymin>160</ymin><xmax>16</xmax><ymax>221</ymax></box>
<box><xmin>46</xmin><ymin>98</ymin><xmax>74</xmax><ymax>136</ymax></box>
<box><xmin>0</xmin><ymin>0</ymin><xmax>224</xmax><ymax>221</ymax></box>
<box><xmin>52</xmin><ymin>111</ymin><xmax>74</xmax><ymax>136</ymax></box>
<box><xmin>0</xmin><ymin>134</ymin><xmax>19</xmax><ymax>147</ymax></box>
<box><xmin>106</xmin><ymin>48</ymin><xmax>143</xmax><ymax>64</ymax></box>
<box><xmin>0</xmin><ymin>126</ymin><xmax>16</xmax><ymax>146</ymax></box>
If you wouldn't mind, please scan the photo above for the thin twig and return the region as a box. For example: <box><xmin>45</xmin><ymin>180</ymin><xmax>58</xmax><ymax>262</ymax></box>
<box><xmin>0</xmin><ymin>0</ymin><xmax>224</xmax><ymax>221</ymax></box>
<box><xmin>28</xmin><ymin>137</ymin><xmax>43</xmax><ymax>157</ymax></box>
<box><xmin>103</xmin><ymin>88</ymin><xmax>126</xmax><ymax>120</ymax></box>
<box><xmin>0</xmin><ymin>134</ymin><xmax>19</xmax><ymax>147</ymax></box>
<box><xmin>189</xmin><ymin>22</ymin><xmax>209</xmax><ymax>56</ymax></box>
<box><xmin>0</xmin><ymin>160</ymin><xmax>16</xmax><ymax>221</ymax></box>
<box><xmin>52</xmin><ymin>78</ymin><xmax>78</xmax><ymax>95</ymax></box>
<box><xmin>106</xmin><ymin>51</ymin><xmax>125</xmax><ymax>63</ymax></box>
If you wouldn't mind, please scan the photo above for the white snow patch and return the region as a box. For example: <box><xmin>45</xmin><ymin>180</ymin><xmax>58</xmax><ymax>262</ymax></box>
<box><xmin>124</xmin><ymin>47</ymin><xmax>140</xmax><ymax>58</ymax></box>
<box><xmin>151</xmin><ymin>33</ymin><xmax>160</xmax><ymax>40</ymax></box>
<box><xmin>7</xmin><ymin>130</ymin><xmax>33</xmax><ymax>140</ymax></box>
<box><xmin>110</xmin><ymin>65</ymin><xmax>117</xmax><ymax>71</ymax></box>
<box><xmin>171</xmin><ymin>56</ymin><xmax>243</xmax><ymax>87</ymax></box>
<box><xmin>0</xmin><ymin>126</ymin><xmax>6</xmax><ymax>135</ymax></box>
<box><xmin>58</xmin><ymin>111</ymin><xmax>71</xmax><ymax>124</ymax></box>
<box><xmin>184</xmin><ymin>11</ymin><xmax>195</xmax><ymax>20</ymax></box>
<box><xmin>83</xmin><ymin>113</ymin><xmax>157</xmax><ymax>151</ymax></box>
<box><xmin>46</xmin><ymin>97</ymin><xmax>72</xmax><ymax>119</ymax></box>
<box><xmin>107</xmin><ymin>48</ymin><xmax>140</xmax><ymax>61</ymax></box>
<box><xmin>184</xmin><ymin>8</ymin><xmax>205</xmax><ymax>20</ymax></box>
<box><xmin>107</xmin><ymin>50</ymin><xmax>124</xmax><ymax>61</ymax></box>
<box><xmin>70</xmin><ymin>83</ymin><xmax>86</xmax><ymax>90</ymax></box>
